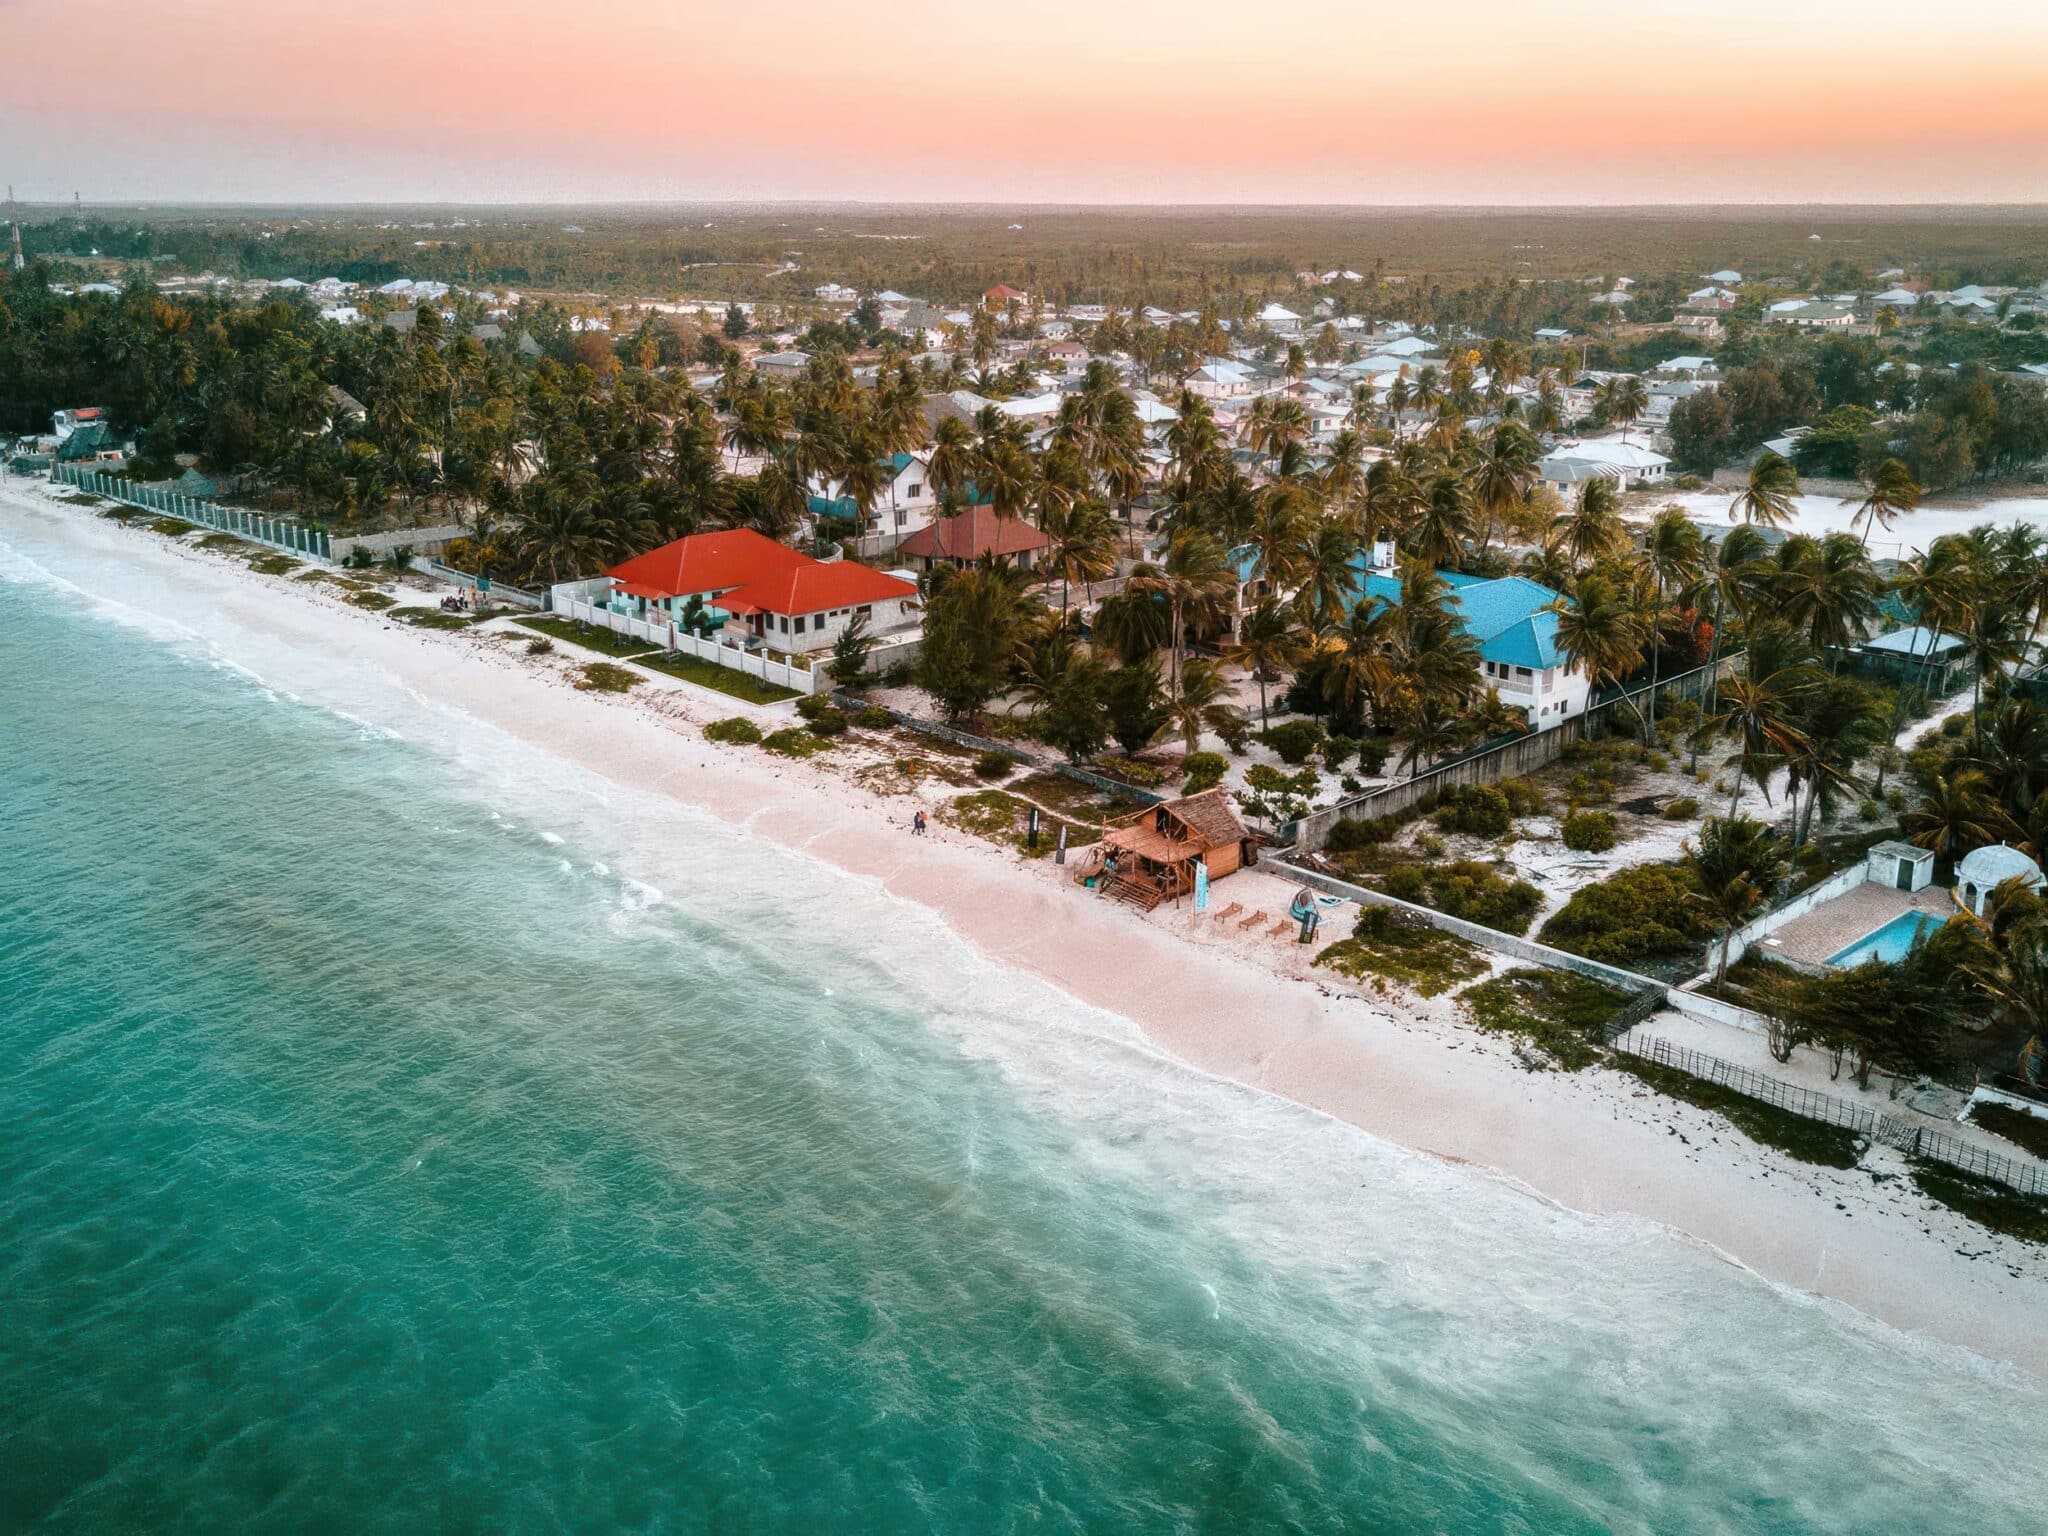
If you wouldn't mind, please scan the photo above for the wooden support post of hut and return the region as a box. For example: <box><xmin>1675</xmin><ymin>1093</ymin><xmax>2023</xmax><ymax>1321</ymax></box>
<box><xmin>1078</xmin><ymin>788</ymin><xmax>1254</xmax><ymax>910</ymax></box>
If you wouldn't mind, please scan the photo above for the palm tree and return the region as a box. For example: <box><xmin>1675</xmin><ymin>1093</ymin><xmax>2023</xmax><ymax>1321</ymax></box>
<box><xmin>1548</xmin><ymin>569</ymin><xmax>1652</xmax><ymax>730</ymax></box>
<box><xmin>1470</xmin><ymin>418</ymin><xmax>1539</xmax><ymax>553</ymax></box>
<box><xmin>1850</xmin><ymin>457</ymin><xmax>1920</xmax><ymax>554</ymax></box>
<box><xmin>1161</xmin><ymin>658</ymin><xmax>1242</xmax><ymax>752</ymax></box>
<box><xmin>1771</xmin><ymin>532</ymin><xmax>1880</xmax><ymax>667</ymax></box>
<box><xmin>1226</xmin><ymin>597</ymin><xmax>1307</xmax><ymax>726</ymax></box>
<box><xmin>1687</xmin><ymin>816</ymin><xmax>1788</xmax><ymax>985</ymax></box>
<box><xmin>1604</xmin><ymin>374</ymin><xmax>1649</xmax><ymax>442</ymax></box>
<box><xmin>1708</xmin><ymin>656</ymin><xmax>1814</xmax><ymax>815</ymax></box>
<box><xmin>1038</xmin><ymin>498</ymin><xmax>1118</xmax><ymax>620</ymax></box>
<box><xmin>1639</xmin><ymin>505</ymin><xmax>1705</xmax><ymax>746</ymax></box>
<box><xmin>1549</xmin><ymin>476</ymin><xmax>1626</xmax><ymax>563</ymax></box>
<box><xmin>1728</xmin><ymin>449</ymin><xmax>1801</xmax><ymax>531</ymax></box>
<box><xmin>1893</xmin><ymin>534</ymin><xmax>1980</xmax><ymax>699</ymax></box>
<box><xmin>1290</xmin><ymin>518</ymin><xmax>1361</xmax><ymax>634</ymax></box>
<box><xmin>1904</xmin><ymin>771</ymin><xmax>2005</xmax><ymax>876</ymax></box>
<box><xmin>1684</xmin><ymin>522</ymin><xmax>1773</xmax><ymax>771</ymax></box>
<box><xmin>1125</xmin><ymin>530</ymin><xmax>1233</xmax><ymax>691</ymax></box>
<box><xmin>1960</xmin><ymin>598</ymin><xmax>2029</xmax><ymax>750</ymax></box>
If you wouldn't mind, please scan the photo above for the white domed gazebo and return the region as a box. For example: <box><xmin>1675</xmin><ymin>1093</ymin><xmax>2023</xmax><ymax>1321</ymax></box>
<box><xmin>1956</xmin><ymin>843</ymin><xmax>2046</xmax><ymax>916</ymax></box>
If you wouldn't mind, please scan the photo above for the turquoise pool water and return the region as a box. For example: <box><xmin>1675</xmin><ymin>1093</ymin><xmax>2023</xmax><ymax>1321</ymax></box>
<box><xmin>1827</xmin><ymin>910</ymin><xmax>1945</xmax><ymax>967</ymax></box>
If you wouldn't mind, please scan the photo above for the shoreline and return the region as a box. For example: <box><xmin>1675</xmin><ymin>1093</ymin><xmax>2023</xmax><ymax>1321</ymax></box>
<box><xmin>7</xmin><ymin>478</ymin><xmax>2047</xmax><ymax>1381</ymax></box>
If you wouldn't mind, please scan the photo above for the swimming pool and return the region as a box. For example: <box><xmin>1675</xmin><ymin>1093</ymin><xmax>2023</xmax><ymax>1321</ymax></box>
<box><xmin>1826</xmin><ymin>910</ymin><xmax>1945</xmax><ymax>968</ymax></box>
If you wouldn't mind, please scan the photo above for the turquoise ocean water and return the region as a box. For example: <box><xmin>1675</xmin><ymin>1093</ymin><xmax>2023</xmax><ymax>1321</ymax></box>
<box><xmin>2</xmin><ymin>522</ymin><xmax>2043</xmax><ymax>1533</ymax></box>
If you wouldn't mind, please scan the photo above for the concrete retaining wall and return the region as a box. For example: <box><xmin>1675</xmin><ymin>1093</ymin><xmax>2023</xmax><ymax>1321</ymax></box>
<box><xmin>1290</xmin><ymin>656</ymin><xmax>1734</xmax><ymax>852</ymax></box>
<box><xmin>1719</xmin><ymin>863</ymin><xmax>1870</xmax><ymax>969</ymax></box>
<box><xmin>333</xmin><ymin>524</ymin><xmax>471</xmax><ymax>560</ymax></box>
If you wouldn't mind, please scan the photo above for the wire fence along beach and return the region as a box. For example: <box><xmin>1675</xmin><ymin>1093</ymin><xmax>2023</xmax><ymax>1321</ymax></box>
<box><xmin>53</xmin><ymin>466</ymin><xmax>333</xmax><ymax>562</ymax></box>
<box><xmin>1617</xmin><ymin>1033</ymin><xmax>2048</xmax><ymax>1200</ymax></box>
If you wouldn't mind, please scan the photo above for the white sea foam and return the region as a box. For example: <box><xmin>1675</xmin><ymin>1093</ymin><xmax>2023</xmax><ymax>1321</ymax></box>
<box><xmin>8</xmin><ymin>489</ymin><xmax>2048</xmax><ymax>1529</ymax></box>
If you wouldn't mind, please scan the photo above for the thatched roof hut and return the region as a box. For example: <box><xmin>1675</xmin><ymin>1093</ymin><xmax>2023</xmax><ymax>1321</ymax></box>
<box><xmin>1084</xmin><ymin>788</ymin><xmax>1253</xmax><ymax>908</ymax></box>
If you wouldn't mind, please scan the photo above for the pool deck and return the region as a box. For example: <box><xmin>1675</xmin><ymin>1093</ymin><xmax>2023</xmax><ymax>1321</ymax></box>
<box><xmin>1752</xmin><ymin>881</ymin><xmax>1957</xmax><ymax>967</ymax></box>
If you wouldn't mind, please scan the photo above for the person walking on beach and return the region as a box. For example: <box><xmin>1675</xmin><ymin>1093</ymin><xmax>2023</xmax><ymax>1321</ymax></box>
<box><xmin>912</xmin><ymin>810</ymin><xmax>928</xmax><ymax>837</ymax></box>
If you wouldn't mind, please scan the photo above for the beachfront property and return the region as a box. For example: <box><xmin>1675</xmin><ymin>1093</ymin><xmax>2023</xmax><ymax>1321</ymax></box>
<box><xmin>1076</xmin><ymin>789</ymin><xmax>1254</xmax><ymax>910</ymax></box>
<box><xmin>599</xmin><ymin>530</ymin><xmax>920</xmax><ymax>655</ymax></box>
<box><xmin>1718</xmin><ymin>842</ymin><xmax>2045</xmax><ymax>976</ymax></box>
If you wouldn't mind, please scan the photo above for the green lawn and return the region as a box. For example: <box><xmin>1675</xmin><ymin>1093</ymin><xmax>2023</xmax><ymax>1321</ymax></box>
<box><xmin>512</xmin><ymin>615</ymin><xmax>802</xmax><ymax>704</ymax></box>
<box><xmin>631</xmin><ymin>647</ymin><xmax>801</xmax><ymax>705</ymax></box>
<box><xmin>512</xmin><ymin>614</ymin><xmax>657</xmax><ymax>660</ymax></box>
<box><xmin>394</xmin><ymin>608</ymin><xmax>482</xmax><ymax>631</ymax></box>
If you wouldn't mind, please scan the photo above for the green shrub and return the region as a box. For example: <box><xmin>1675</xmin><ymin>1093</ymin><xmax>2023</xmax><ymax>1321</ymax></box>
<box><xmin>1325</xmin><ymin>815</ymin><xmax>1394</xmax><ymax>853</ymax></box>
<box><xmin>574</xmin><ymin>662</ymin><xmax>639</xmax><ymax>694</ymax></box>
<box><xmin>1414</xmin><ymin>832</ymin><xmax>1446</xmax><ymax>858</ymax></box>
<box><xmin>1260</xmin><ymin>719</ymin><xmax>1325</xmax><ymax>765</ymax></box>
<box><xmin>1377</xmin><ymin>858</ymin><xmax>1540</xmax><ymax>935</ymax></box>
<box><xmin>1098</xmin><ymin>757</ymin><xmax>1168</xmax><ymax>787</ymax></box>
<box><xmin>1461</xmin><ymin>968</ymin><xmax>1634</xmax><ymax>1070</ymax></box>
<box><xmin>763</xmin><ymin>727</ymin><xmax>831</xmax><ymax>758</ymax></box>
<box><xmin>1435</xmin><ymin>784</ymin><xmax>1513</xmax><ymax>838</ymax></box>
<box><xmin>1661</xmin><ymin>797</ymin><xmax>1700</xmax><ymax>820</ymax></box>
<box><xmin>1211</xmin><ymin>713</ymin><xmax>1252</xmax><ymax>755</ymax></box>
<box><xmin>1315</xmin><ymin>907</ymin><xmax>1489</xmax><ymax>997</ymax></box>
<box><xmin>794</xmin><ymin>694</ymin><xmax>841</xmax><ymax>724</ymax></box>
<box><xmin>525</xmin><ymin>637</ymin><xmax>554</xmax><ymax>655</ymax></box>
<box><xmin>807</xmin><ymin>709</ymin><xmax>849</xmax><ymax>737</ymax></box>
<box><xmin>855</xmin><ymin>705</ymin><xmax>895</xmax><ymax>729</ymax></box>
<box><xmin>974</xmin><ymin>750</ymin><xmax>1013</xmax><ymax>781</ymax></box>
<box><xmin>1181</xmin><ymin>751</ymin><xmax>1229</xmax><ymax>794</ymax></box>
<box><xmin>1356</xmin><ymin>738</ymin><xmax>1392</xmax><ymax>775</ymax></box>
<box><xmin>703</xmin><ymin>717</ymin><xmax>764</xmax><ymax>745</ymax></box>
<box><xmin>1322</xmin><ymin>734</ymin><xmax>1358</xmax><ymax>772</ymax></box>
<box><xmin>1562</xmin><ymin>809</ymin><xmax>1619</xmax><ymax>852</ymax></box>
<box><xmin>1499</xmin><ymin>777</ymin><xmax>1547</xmax><ymax>817</ymax></box>
<box><xmin>1538</xmin><ymin>864</ymin><xmax>1713</xmax><ymax>966</ymax></box>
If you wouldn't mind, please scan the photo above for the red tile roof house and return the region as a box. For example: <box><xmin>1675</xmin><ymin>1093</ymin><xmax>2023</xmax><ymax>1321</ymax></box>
<box><xmin>603</xmin><ymin>531</ymin><xmax>920</xmax><ymax>655</ymax></box>
<box><xmin>895</xmin><ymin>506</ymin><xmax>1052</xmax><ymax>573</ymax></box>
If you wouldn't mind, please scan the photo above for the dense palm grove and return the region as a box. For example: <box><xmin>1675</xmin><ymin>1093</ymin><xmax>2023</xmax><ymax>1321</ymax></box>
<box><xmin>10</xmin><ymin>263</ymin><xmax>2048</xmax><ymax>1086</ymax></box>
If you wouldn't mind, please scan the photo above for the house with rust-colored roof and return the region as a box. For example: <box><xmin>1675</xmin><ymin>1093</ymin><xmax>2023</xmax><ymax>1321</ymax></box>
<box><xmin>604</xmin><ymin>530</ymin><xmax>919</xmax><ymax>654</ymax></box>
<box><xmin>895</xmin><ymin>506</ymin><xmax>1052</xmax><ymax>573</ymax></box>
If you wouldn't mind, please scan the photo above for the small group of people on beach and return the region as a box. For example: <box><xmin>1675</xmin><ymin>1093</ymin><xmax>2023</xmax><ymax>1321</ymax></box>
<box><xmin>439</xmin><ymin>590</ymin><xmax>476</xmax><ymax>614</ymax></box>
<box><xmin>910</xmin><ymin>810</ymin><xmax>928</xmax><ymax>837</ymax></box>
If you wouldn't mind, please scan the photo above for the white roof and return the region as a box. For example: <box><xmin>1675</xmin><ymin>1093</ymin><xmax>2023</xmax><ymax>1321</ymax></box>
<box><xmin>1130</xmin><ymin>395</ymin><xmax>1179</xmax><ymax>424</ymax></box>
<box><xmin>1376</xmin><ymin>335</ymin><xmax>1434</xmax><ymax>357</ymax></box>
<box><xmin>1767</xmin><ymin>297</ymin><xmax>1811</xmax><ymax>313</ymax></box>
<box><xmin>1957</xmin><ymin>844</ymin><xmax>2045</xmax><ymax>889</ymax></box>
<box><xmin>1541</xmin><ymin>436</ymin><xmax>1671</xmax><ymax>473</ymax></box>
<box><xmin>994</xmin><ymin>391</ymin><xmax>1063</xmax><ymax>418</ymax></box>
<box><xmin>1258</xmin><ymin>303</ymin><xmax>1301</xmax><ymax>322</ymax></box>
<box><xmin>1655</xmin><ymin>355</ymin><xmax>1715</xmax><ymax>373</ymax></box>
<box><xmin>1706</xmin><ymin>270</ymin><xmax>1742</xmax><ymax>283</ymax></box>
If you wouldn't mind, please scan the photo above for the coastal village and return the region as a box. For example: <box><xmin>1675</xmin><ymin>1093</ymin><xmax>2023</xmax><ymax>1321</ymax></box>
<box><xmin>9</xmin><ymin>224</ymin><xmax>2048</xmax><ymax>1248</ymax></box>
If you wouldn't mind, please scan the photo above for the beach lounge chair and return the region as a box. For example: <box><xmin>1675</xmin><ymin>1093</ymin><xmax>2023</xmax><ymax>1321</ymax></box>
<box><xmin>1237</xmin><ymin>910</ymin><xmax>1267</xmax><ymax>931</ymax></box>
<box><xmin>1212</xmin><ymin>901</ymin><xmax>1243</xmax><ymax>923</ymax></box>
<box><xmin>1267</xmin><ymin>919</ymin><xmax>1293</xmax><ymax>938</ymax></box>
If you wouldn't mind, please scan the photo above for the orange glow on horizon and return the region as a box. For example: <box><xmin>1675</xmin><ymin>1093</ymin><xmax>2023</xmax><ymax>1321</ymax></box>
<box><xmin>6</xmin><ymin>0</ymin><xmax>2047</xmax><ymax>203</ymax></box>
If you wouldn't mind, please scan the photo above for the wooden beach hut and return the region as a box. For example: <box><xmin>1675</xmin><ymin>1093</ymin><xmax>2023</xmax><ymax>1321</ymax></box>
<box><xmin>1080</xmin><ymin>788</ymin><xmax>1254</xmax><ymax>909</ymax></box>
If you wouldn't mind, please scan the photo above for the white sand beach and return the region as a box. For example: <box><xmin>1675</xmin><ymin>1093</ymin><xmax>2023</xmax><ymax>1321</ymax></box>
<box><xmin>8</xmin><ymin>476</ymin><xmax>2047</xmax><ymax>1381</ymax></box>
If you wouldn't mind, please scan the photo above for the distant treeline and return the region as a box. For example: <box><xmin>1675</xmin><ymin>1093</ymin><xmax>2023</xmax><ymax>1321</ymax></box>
<box><xmin>20</xmin><ymin>205</ymin><xmax>2048</xmax><ymax>315</ymax></box>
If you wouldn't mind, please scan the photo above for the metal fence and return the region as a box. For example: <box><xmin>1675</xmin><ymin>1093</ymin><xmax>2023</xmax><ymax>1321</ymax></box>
<box><xmin>54</xmin><ymin>465</ymin><xmax>332</xmax><ymax>562</ymax></box>
<box><xmin>1617</xmin><ymin>1033</ymin><xmax>2048</xmax><ymax>1198</ymax></box>
<box><xmin>1286</xmin><ymin>653</ymin><xmax>1738</xmax><ymax>850</ymax></box>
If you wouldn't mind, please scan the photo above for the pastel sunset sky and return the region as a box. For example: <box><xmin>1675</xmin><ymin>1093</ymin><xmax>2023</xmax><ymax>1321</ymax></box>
<box><xmin>8</xmin><ymin>0</ymin><xmax>2048</xmax><ymax>203</ymax></box>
